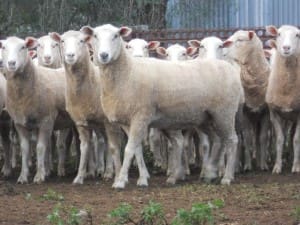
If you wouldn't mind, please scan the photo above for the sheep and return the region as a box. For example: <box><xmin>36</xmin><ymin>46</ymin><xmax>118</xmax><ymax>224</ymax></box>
<box><xmin>126</xmin><ymin>38</ymin><xmax>160</xmax><ymax>57</ymax></box>
<box><xmin>265</xmin><ymin>25</ymin><xmax>300</xmax><ymax>173</ymax></box>
<box><xmin>156</xmin><ymin>43</ymin><xmax>197</xmax><ymax>61</ymax></box>
<box><xmin>0</xmin><ymin>36</ymin><xmax>75</xmax><ymax>183</ymax></box>
<box><xmin>49</xmin><ymin>30</ymin><xmax>123</xmax><ymax>184</ymax></box>
<box><xmin>223</xmin><ymin>30</ymin><xmax>270</xmax><ymax>171</ymax></box>
<box><xmin>188</xmin><ymin>37</ymin><xmax>224</xmax><ymax>59</ymax></box>
<box><xmin>81</xmin><ymin>24</ymin><xmax>243</xmax><ymax>188</ymax></box>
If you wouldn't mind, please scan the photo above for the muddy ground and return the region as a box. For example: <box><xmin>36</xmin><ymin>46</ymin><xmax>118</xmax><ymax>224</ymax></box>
<box><xmin>0</xmin><ymin>170</ymin><xmax>299</xmax><ymax>225</ymax></box>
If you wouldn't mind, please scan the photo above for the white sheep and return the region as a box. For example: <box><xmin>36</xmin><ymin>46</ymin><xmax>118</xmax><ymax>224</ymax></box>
<box><xmin>223</xmin><ymin>30</ymin><xmax>271</xmax><ymax>172</ymax></box>
<box><xmin>81</xmin><ymin>24</ymin><xmax>243</xmax><ymax>188</ymax></box>
<box><xmin>156</xmin><ymin>43</ymin><xmax>197</xmax><ymax>61</ymax></box>
<box><xmin>0</xmin><ymin>36</ymin><xmax>74</xmax><ymax>183</ymax></box>
<box><xmin>50</xmin><ymin>30</ymin><xmax>123</xmax><ymax>184</ymax></box>
<box><xmin>126</xmin><ymin>38</ymin><xmax>160</xmax><ymax>57</ymax></box>
<box><xmin>265</xmin><ymin>25</ymin><xmax>300</xmax><ymax>174</ymax></box>
<box><xmin>188</xmin><ymin>37</ymin><xmax>224</xmax><ymax>59</ymax></box>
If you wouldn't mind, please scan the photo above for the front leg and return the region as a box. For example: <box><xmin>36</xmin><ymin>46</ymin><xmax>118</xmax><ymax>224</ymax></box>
<box><xmin>292</xmin><ymin>116</ymin><xmax>300</xmax><ymax>173</ymax></box>
<box><xmin>73</xmin><ymin>126</ymin><xmax>92</xmax><ymax>184</ymax></box>
<box><xmin>15</xmin><ymin>124</ymin><xmax>31</xmax><ymax>184</ymax></box>
<box><xmin>34</xmin><ymin>124</ymin><xmax>54</xmax><ymax>184</ymax></box>
<box><xmin>113</xmin><ymin>120</ymin><xmax>149</xmax><ymax>189</ymax></box>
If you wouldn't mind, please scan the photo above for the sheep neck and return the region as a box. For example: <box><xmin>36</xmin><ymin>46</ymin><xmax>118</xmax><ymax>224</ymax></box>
<box><xmin>64</xmin><ymin>53</ymin><xmax>93</xmax><ymax>96</ymax></box>
<box><xmin>7</xmin><ymin>57</ymin><xmax>36</xmax><ymax>100</ymax></box>
<box><xmin>237</xmin><ymin>48</ymin><xmax>269</xmax><ymax>109</ymax></box>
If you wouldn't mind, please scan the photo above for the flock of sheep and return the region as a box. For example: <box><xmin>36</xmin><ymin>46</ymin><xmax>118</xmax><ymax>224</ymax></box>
<box><xmin>0</xmin><ymin>23</ymin><xmax>298</xmax><ymax>189</ymax></box>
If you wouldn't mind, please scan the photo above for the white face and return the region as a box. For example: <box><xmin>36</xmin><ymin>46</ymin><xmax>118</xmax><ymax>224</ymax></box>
<box><xmin>90</xmin><ymin>24</ymin><xmax>125</xmax><ymax>65</ymax></box>
<box><xmin>127</xmin><ymin>39</ymin><xmax>149</xmax><ymax>57</ymax></box>
<box><xmin>166</xmin><ymin>44</ymin><xmax>188</xmax><ymax>61</ymax></box>
<box><xmin>223</xmin><ymin>30</ymin><xmax>255</xmax><ymax>60</ymax></box>
<box><xmin>1</xmin><ymin>37</ymin><xmax>29</xmax><ymax>72</ymax></box>
<box><xmin>276</xmin><ymin>26</ymin><xmax>300</xmax><ymax>57</ymax></box>
<box><xmin>59</xmin><ymin>31</ymin><xmax>88</xmax><ymax>65</ymax></box>
<box><xmin>198</xmin><ymin>37</ymin><xmax>223</xmax><ymax>59</ymax></box>
<box><xmin>37</xmin><ymin>36</ymin><xmax>60</xmax><ymax>66</ymax></box>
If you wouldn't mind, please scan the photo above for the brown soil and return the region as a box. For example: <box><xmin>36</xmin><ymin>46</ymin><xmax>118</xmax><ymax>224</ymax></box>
<box><xmin>0</xmin><ymin>171</ymin><xmax>299</xmax><ymax>225</ymax></box>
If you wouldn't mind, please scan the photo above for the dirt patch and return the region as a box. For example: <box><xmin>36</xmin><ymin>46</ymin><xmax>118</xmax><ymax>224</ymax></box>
<box><xmin>0</xmin><ymin>171</ymin><xmax>299</xmax><ymax>225</ymax></box>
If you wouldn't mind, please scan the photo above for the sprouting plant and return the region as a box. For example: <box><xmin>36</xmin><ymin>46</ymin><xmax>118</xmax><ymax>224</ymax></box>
<box><xmin>141</xmin><ymin>200</ymin><xmax>167</xmax><ymax>225</ymax></box>
<box><xmin>291</xmin><ymin>206</ymin><xmax>300</xmax><ymax>222</ymax></box>
<box><xmin>47</xmin><ymin>203</ymin><xmax>64</xmax><ymax>225</ymax></box>
<box><xmin>108</xmin><ymin>203</ymin><xmax>133</xmax><ymax>225</ymax></box>
<box><xmin>171</xmin><ymin>199</ymin><xmax>225</xmax><ymax>225</ymax></box>
<box><xmin>41</xmin><ymin>188</ymin><xmax>64</xmax><ymax>201</ymax></box>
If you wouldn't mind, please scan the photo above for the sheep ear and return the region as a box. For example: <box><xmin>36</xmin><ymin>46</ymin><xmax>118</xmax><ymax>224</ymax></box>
<box><xmin>148</xmin><ymin>41</ymin><xmax>160</xmax><ymax>50</ymax></box>
<box><xmin>156</xmin><ymin>47</ymin><xmax>167</xmax><ymax>56</ymax></box>
<box><xmin>186</xmin><ymin>46</ymin><xmax>197</xmax><ymax>56</ymax></box>
<box><xmin>119</xmin><ymin>27</ymin><xmax>132</xmax><ymax>37</ymax></box>
<box><xmin>249</xmin><ymin>31</ymin><xmax>255</xmax><ymax>40</ymax></box>
<box><xmin>266</xmin><ymin>25</ymin><xmax>278</xmax><ymax>36</ymax></box>
<box><xmin>49</xmin><ymin>32</ymin><xmax>61</xmax><ymax>43</ymax></box>
<box><xmin>264</xmin><ymin>49</ymin><xmax>272</xmax><ymax>59</ymax></box>
<box><xmin>80</xmin><ymin>26</ymin><xmax>94</xmax><ymax>36</ymax></box>
<box><xmin>266</xmin><ymin>39</ymin><xmax>277</xmax><ymax>49</ymax></box>
<box><xmin>25</xmin><ymin>37</ymin><xmax>38</xmax><ymax>49</ymax></box>
<box><xmin>188</xmin><ymin>40</ymin><xmax>201</xmax><ymax>48</ymax></box>
<box><xmin>28</xmin><ymin>50</ymin><xmax>37</xmax><ymax>58</ymax></box>
<box><xmin>222</xmin><ymin>40</ymin><xmax>233</xmax><ymax>48</ymax></box>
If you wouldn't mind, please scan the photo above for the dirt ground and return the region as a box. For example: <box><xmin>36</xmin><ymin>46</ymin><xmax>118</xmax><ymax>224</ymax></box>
<box><xmin>0</xmin><ymin>170</ymin><xmax>299</xmax><ymax>225</ymax></box>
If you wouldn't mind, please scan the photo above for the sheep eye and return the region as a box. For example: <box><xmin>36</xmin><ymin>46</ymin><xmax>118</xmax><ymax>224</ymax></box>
<box><xmin>61</xmin><ymin>40</ymin><xmax>64</xmax><ymax>43</ymax></box>
<box><xmin>199</xmin><ymin>45</ymin><xmax>204</xmax><ymax>48</ymax></box>
<box><xmin>218</xmin><ymin>45</ymin><xmax>223</xmax><ymax>48</ymax></box>
<box><xmin>2</xmin><ymin>46</ymin><xmax>5</xmax><ymax>50</ymax></box>
<box><xmin>94</xmin><ymin>34</ymin><xmax>97</xmax><ymax>39</ymax></box>
<box><xmin>278</xmin><ymin>33</ymin><xmax>281</xmax><ymax>37</ymax></box>
<box><xmin>296</xmin><ymin>33</ymin><xmax>300</xmax><ymax>38</ymax></box>
<box><xmin>182</xmin><ymin>52</ymin><xmax>186</xmax><ymax>56</ymax></box>
<box><xmin>80</xmin><ymin>40</ymin><xmax>84</xmax><ymax>43</ymax></box>
<box><xmin>114</xmin><ymin>34</ymin><xmax>118</xmax><ymax>39</ymax></box>
<box><xmin>21</xmin><ymin>46</ymin><xmax>25</xmax><ymax>50</ymax></box>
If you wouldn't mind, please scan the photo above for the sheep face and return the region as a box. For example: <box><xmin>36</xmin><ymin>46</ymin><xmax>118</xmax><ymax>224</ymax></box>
<box><xmin>50</xmin><ymin>31</ymin><xmax>90</xmax><ymax>65</ymax></box>
<box><xmin>126</xmin><ymin>38</ymin><xmax>160</xmax><ymax>58</ymax></box>
<box><xmin>267</xmin><ymin>25</ymin><xmax>300</xmax><ymax>58</ymax></box>
<box><xmin>37</xmin><ymin>36</ymin><xmax>60</xmax><ymax>66</ymax></box>
<box><xmin>0</xmin><ymin>37</ymin><xmax>37</xmax><ymax>73</ymax></box>
<box><xmin>81</xmin><ymin>24</ymin><xmax>132</xmax><ymax>65</ymax></box>
<box><xmin>157</xmin><ymin>44</ymin><xmax>189</xmax><ymax>61</ymax></box>
<box><xmin>222</xmin><ymin>30</ymin><xmax>258</xmax><ymax>61</ymax></box>
<box><xmin>196</xmin><ymin>37</ymin><xmax>223</xmax><ymax>59</ymax></box>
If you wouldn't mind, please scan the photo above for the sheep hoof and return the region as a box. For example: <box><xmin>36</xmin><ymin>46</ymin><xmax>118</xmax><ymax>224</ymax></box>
<box><xmin>112</xmin><ymin>179</ymin><xmax>126</xmax><ymax>189</ymax></box>
<box><xmin>221</xmin><ymin>178</ymin><xmax>232</xmax><ymax>185</ymax></box>
<box><xmin>166</xmin><ymin>177</ymin><xmax>176</xmax><ymax>185</ymax></box>
<box><xmin>73</xmin><ymin>176</ymin><xmax>84</xmax><ymax>184</ymax></box>
<box><xmin>17</xmin><ymin>174</ymin><xmax>29</xmax><ymax>184</ymax></box>
<box><xmin>272</xmin><ymin>164</ymin><xmax>282</xmax><ymax>174</ymax></box>
<box><xmin>103</xmin><ymin>171</ymin><xmax>114</xmax><ymax>180</ymax></box>
<box><xmin>137</xmin><ymin>177</ymin><xmax>148</xmax><ymax>187</ymax></box>
<box><xmin>292</xmin><ymin>164</ymin><xmax>300</xmax><ymax>173</ymax></box>
<box><xmin>1</xmin><ymin>166</ymin><xmax>12</xmax><ymax>177</ymax></box>
<box><xmin>33</xmin><ymin>172</ymin><xmax>46</xmax><ymax>184</ymax></box>
<box><xmin>243</xmin><ymin>164</ymin><xmax>252</xmax><ymax>171</ymax></box>
<box><xmin>96</xmin><ymin>168</ymin><xmax>105</xmax><ymax>177</ymax></box>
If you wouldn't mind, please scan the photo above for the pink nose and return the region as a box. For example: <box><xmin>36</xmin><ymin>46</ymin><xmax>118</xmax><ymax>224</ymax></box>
<box><xmin>283</xmin><ymin>45</ymin><xmax>291</xmax><ymax>51</ymax></box>
<box><xmin>44</xmin><ymin>56</ymin><xmax>51</xmax><ymax>61</ymax></box>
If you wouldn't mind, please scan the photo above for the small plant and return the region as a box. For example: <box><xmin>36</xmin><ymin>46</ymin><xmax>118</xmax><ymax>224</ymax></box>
<box><xmin>41</xmin><ymin>188</ymin><xmax>64</xmax><ymax>201</ymax></box>
<box><xmin>171</xmin><ymin>199</ymin><xmax>224</xmax><ymax>225</ymax></box>
<box><xmin>47</xmin><ymin>204</ymin><xmax>85</xmax><ymax>225</ymax></box>
<box><xmin>108</xmin><ymin>203</ymin><xmax>133</xmax><ymax>225</ymax></box>
<box><xmin>141</xmin><ymin>200</ymin><xmax>167</xmax><ymax>225</ymax></box>
<box><xmin>291</xmin><ymin>206</ymin><xmax>300</xmax><ymax>223</ymax></box>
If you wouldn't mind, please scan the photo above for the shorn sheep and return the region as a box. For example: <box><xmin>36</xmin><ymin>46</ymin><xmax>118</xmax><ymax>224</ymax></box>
<box><xmin>81</xmin><ymin>24</ymin><xmax>243</xmax><ymax>188</ymax></box>
<box><xmin>266</xmin><ymin>25</ymin><xmax>300</xmax><ymax>173</ymax></box>
<box><xmin>223</xmin><ymin>30</ymin><xmax>270</xmax><ymax>171</ymax></box>
<box><xmin>0</xmin><ymin>37</ymin><xmax>74</xmax><ymax>183</ymax></box>
<box><xmin>50</xmin><ymin>30</ymin><xmax>123</xmax><ymax>184</ymax></box>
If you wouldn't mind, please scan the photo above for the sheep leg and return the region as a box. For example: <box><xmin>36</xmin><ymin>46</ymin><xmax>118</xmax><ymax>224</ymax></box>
<box><xmin>56</xmin><ymin>129</ymin><xmax>70</xmax><ymax>177</ymax></box>
<box><xmin>270</xmin><ymin>110</ymin><xmax>285</xmax><ymax>174</ymax></box>
<box><xmin>182</xmin><ymin>130</ymin><xmax>191</xmax><ymax>175</ymax></box>
<box><xmin>34</xmin><ymin>125</ymin><xmax>53</xmax><ymax>184</ymax></box>
<box><xmin>149</xmin><ymin>128</ymin><xmax>164</xmax><ymax>168</ymax></box>
<box><xmin>242</xmin><ymin>115</ymin><xmax>254</xmax><ymax>171</ymax></box>
<box><xmin>10</xmin><ymin>126</ymin><xmax>18</xmax><ymax>169</ymax></box>
<box><xmin>258</xmin><ymin>114</ymin><xmax>269</xmax><ymax>171</ymax></box>
<box><xmin>1</xmin><ymin>122</ymin><xmax>11</xmax><ymax>177</ymax></box>
<box><xmin>15</xmin><ymin>125</ymin><xmax>30</xmax><ymax>184</ymax></box>
<box><xmin>197</xmin><ymin>129</ymin><xmax>210</xmax><ymax>177</ymax></box>
<box><xmin>73</xmin><ymin>126</ymin><xmax>92</xmax><ymax>184</ymax></box>
<box><xmin>165</xmin><ymin>130</ymin><xmax>185</xmax><ymax>184</ymax></box>
<box><xmin>292</xmin><ymin>116</ymin><xmax>300</xmax><ymax>173</ymax></box>
<box><xmin>113</xmin><ymin>121</ymin><xmax>149</xmax><ymax>189</ymax></box>
<box><xmin>93</xmin><ymin>129</ymin><xmax>106</xmax><ymax>177</ymax></box>
<box><xmin>87</xmin><ymin>137</ymin><xmax>96</xmax><ymax>178</ymax></box>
